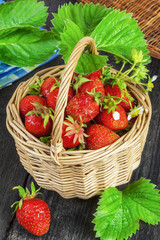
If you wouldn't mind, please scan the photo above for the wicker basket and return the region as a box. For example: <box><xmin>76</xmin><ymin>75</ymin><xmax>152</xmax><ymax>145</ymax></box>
<box><xmin>6</xmin><ymin>37</ymin><xmax>151</xmax><ymax>199</ymax></box>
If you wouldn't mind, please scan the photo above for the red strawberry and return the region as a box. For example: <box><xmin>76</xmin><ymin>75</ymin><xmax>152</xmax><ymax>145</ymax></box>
<box><xmin>71</xmin><ymin>72</ymin><xmax>79</xmax><ymax>84</ymax></box>
<box><xmin>12</xmin><ymin>182</ymin><xmax>50</xmax><ymax>236</ymax></box>
<box><xmin>41</xmin><ymin>76</ymin><xmax>57</xmax><ymax>97</ymax></box>
<box><xmin>25</xmin><ymin>114</ymin><xmax>52</xmax><ymax>138</ymax></box>
<box><xmin>86</xmin><ymin>69</ymin><xmax>102</xmax><ymax>78</ymax></box>
<box><xmin>47</xmin><ymin>82</ymin><xmax>74</xmax><ymax>111</ymax></box>
<box><xmin>66</xmin><ymin>92</ymin><xmax>100</xmax><ymax>123</ymax></box>
<box><xmin>95</xmin><ymin>105</ymin><xmax>128</xmax><ymax>131</ymax></box>
<box><xmin>79</xmin><ymin>75</ymin><xmax>105</xmax><ymax>97</ymax></box>
<box><xmin>62</xmin><ymin>116</ymin><xmax>86</xmax><ymax>148</ymax></box>
<box><xmin>86</xmin><ymin>124</ymin><xmax>119</xmax><ymax>150</ymax></box>
<box><xmin>25</xmin><ymin>104</ymin><xmax>53</xmax><ymax>138</ymax></box>
<box><xmin>19</xmin><ymin>95</ymin><xmax>47</xmax><ymax>120</ymax></box>
<box><xmin>104</xmin><ymin>84</ymin><xmax>134</xmax><ymax>111</ymax></box>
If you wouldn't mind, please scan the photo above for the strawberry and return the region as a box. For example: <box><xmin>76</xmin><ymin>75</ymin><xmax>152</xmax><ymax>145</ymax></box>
<box><xmin>79</xmin><ymin>75</ymin><xmax>105</xmax><ymax>97</ymax></box>
<box><xmin>95</xmin><ymin>105</ymin><xmax>128</xmax><ymax>131</ymax></box>
<box><xmin>104</xmin><ymin>84</ymin><xmax>134</xmax><ymax>111</ymax></box>
<box><xmin>62</xmin><ymin>116</ymin><xmax>86</xmax><ymax>148</ymax></box>
<box><xmin>25</xmin><ymin>104</ymin><xmax>53</xmax><ymax>138</ymax></box>
<box><xmin>25</xmin><ymin>114</ymin><xmax>52</xmax><ymax>138</ymax></box>
<box><xmin>12</xmin><ymin>182</ymin><xmax>51</xmax><ymax>236</ymax></box>
<box><xmin>47</xmin><ymin>81</ymin><xmax>74</xmax><ymax>111</ymax></box>
<box><xmin>66</xmin><ymin>92</ymin><xmax>100</xmax><ymax>123</ymax></box>
<box><xmin>19</xmin><ymin>95</ymin><xmax>47</xmax><ymax>120</ymax></box>
<box><xmin>86</xmin><ymin>124</ymin><xmax>119</xmax><ymax>150</ymax></box>
<box><xmin>71</xmin><ymin>72</ymin><xmax>79</xmax><ymax>84</ymax></box>
<box><xmin>86</xmin><ymin>69</ymin><xmax>102</xmax><ymax>78</ymax></box>
<box><xmin>41</xmin><ymin>76</ymin><xmax>57</xmax><ymax>98</ymax></box>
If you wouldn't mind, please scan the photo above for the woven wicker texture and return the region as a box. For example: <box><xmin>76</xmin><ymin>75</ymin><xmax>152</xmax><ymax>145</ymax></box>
<box><xmin>78</xmin><ymin>0</ymin><xmax>160</xmax><ymax>59</ymax></box>
<box><xmin>6</xmin><ymin>37</ymin><xmax>152</xmax><ymax>199</ymax></box>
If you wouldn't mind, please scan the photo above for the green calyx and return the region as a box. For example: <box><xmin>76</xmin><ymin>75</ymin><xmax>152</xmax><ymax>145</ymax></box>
<box><xmin>11</xmin><ymin>182</ymin><xmax>42</xmax><ymax>214</ymax></box>
<box><xmin>100</xmin><ymin>66</ymin><xmax>112</xmax><ymax>85</ymax></box>
<box><xmin>28</xmin><ymin>76</ymin><xmax>44</xmax><ymax>96</ymax></box>
<box><xmin>26</xmin><ymin>102</ymin><xmax>54</xmax><ymax>128</ymax></box>
<box><xmin>50</xmin><ymin>80</ymin><xmax>61</xmax><ymax>92</ymax></box>
<box><xmin>39</xmin><ymin>136</ymin><xmax>51</xmax><ymax>145</ymax></box>
<box><xmin>103</xmin><ymin>96</ymin><xmax>119</xmax><ymax>113</ymax></box>
<box><xmin>102</xmin><ymin>94</ymin><xmax>128</xmax><ymax>113</ymax></box>
<box><xmin>87</xmin><ymin>90</ymin><xmax>103</xmax><ymax>105</ymax></box>
<box><xmin>73</xmin><ymin>75</ymin><xmax>91</xmax><ymax>93</ymax></box>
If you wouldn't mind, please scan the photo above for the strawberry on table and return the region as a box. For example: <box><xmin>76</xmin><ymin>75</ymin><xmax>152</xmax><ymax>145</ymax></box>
<box><xmin>12</xmin><ymin>182</ymin><xmax>51</xmax><ymax>236</ymax></box>
<box><xmin>47</xmin><ymin>80</ymin><xmax>74</xmax><ymax>111</ymax></box>
<box><xmin>25</xmin><ymin>103</ymin><xmax>53</xmax><ymax>138</ymax></box>
<box><xmin>104</xmin><ymin>84</ymin><xmax>134</xmax><ymax>111</ymax></box>
<box><xmin>86</xmin><ymin>124</ymin><xmax>119</xmax><ymax>150</ymax></box>
<box><xmin>66</xmin><ymin>92</ymin><xmax>101</xmax><ymax>123</ymax></box>
<box><xmin>19</xmin><ymin>95</ymin><xmax>47</xmax><ymax>120</ymax></box>
<box><xmin>62</xmin><ymin>116</ymin><xmax>86</xmax><ymax>148</ymax></box>
<box><xmin>95</xmin><ymin>105</ymin><xmax>128</xmax><ymax>131</ymax></box>
<box><xmin>41</xmin><ymin>76</ymin><xmax>58</xmax><ymax>98</ymax></box>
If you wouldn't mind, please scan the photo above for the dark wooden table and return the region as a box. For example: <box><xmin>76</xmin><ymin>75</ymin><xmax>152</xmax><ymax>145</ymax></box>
<box><xmin>0</xmin><ymin>0</ymin><xmax>160</xmax><ymax>239</ymax></box>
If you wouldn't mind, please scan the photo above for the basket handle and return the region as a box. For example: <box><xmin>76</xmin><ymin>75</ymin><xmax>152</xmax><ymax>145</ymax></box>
<box><xmin>50</xmin><ymin>37</ymin><xmax>98</xmax><ymax>164</ymax></box>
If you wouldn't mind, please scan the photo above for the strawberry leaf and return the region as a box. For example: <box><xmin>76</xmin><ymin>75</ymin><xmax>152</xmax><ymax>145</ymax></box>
<box><xmin>123</xmin><ymin>178</ymin><xmax>160</xmax><ymax>225</ymax></box>
<box><xmin>54</xmin><ymin>3</ymin><xmax>150</xmax><ymax>73</ymax></box>
<box><xmin>91</xmin><ymin>9</ymin><xmax>150</xmax><ymax>64</ymax></box>
<box><xmin>59</xmin><ymin>20</ymin><xmax>108</xmax><ymax>74</ymax></box>
<box><xmin>0</xmin><ymin>26</ymin><xmax>57</xmax><ymax>67</ymax></box>
<box><xmin>75</xmin><ymin>52</ymin><xmax>108</xmax><ymax>74</ymax></box>
<box><xmin>0</xmin><ymin>0</ymin><xmax>48</xmax><ymax>30</ymax></box>
<box><xmin>52</xmin><ymin>2</ymin><xmax>112</xmax><ymax>40</ymax></box>
<box><xmin>93</xmin><ymin>178</ymin><xmax>160</xmax><ymax>240</ymax></box>
<box><xmin>58</xmin><ymin>20</ymin><xmax>84</xmax><ymax>63</ymax></box>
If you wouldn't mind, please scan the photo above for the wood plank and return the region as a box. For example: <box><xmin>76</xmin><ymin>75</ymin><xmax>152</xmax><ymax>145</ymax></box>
<box><xmin>1</xmin><ymin>0</ymin><xmax>160</xmax><ymax>239</ymax></box>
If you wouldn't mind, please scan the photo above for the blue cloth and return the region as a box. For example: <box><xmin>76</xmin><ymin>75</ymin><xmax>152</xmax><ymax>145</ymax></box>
<box><xmin>0</xmin><ymin>0</ymin><xmax>59</xmax><ymax>89</ymax></box>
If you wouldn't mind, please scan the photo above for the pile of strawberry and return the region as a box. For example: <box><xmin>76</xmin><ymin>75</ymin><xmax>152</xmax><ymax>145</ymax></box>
<box><xmin>19</xmin><ymin>68</ymin><xmax>137</xmax><ymax>150</ymax></box>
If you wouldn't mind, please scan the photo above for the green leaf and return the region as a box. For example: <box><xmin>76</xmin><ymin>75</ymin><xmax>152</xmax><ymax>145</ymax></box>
<box><xmin>82</xmin><ymin>3</ymin><xmax>113</xmax><ymax>36</ymax></box>
<box><xmin>52</xmin><ymin>2</ymin><xmax>84</xmax><ymax>40</ymax></box>
<box><xmin>93</xmin><ymin>178</ymin><xmax>160</xmax><ymax>240</ymax></box>
<box><xmin>58</xmin><ymin>20</ymin><xmax>84</xmax><ymax>63</ymax></box>
<box><xmin>52</xmin><ymin>2</ymin><xmax>113</xmax><ymax>40</ymax></box>
<box><xmin>91</xmin><ymin>9</ymin><xmax>150</xmax><ymax>64</ymax></box>
<box><xmin>0</xmin><ymin>0</ymin><xmax>48</xmax><ymax>30</ymax></box>
<box><xmin>59</xmin><ymin>20</ymin><xmax>108</xmax><ymax>74</ymax></box>
<box><xmin>0</xmin><ymin>26</ymin><xmax>57</xmax><ymax>67</ymax></box>
<box><xmin>123</xmin><ymin>178</ymin><xmax>160</xmax><ymax>225</ymax></box>
<box><xmin>75</xmin><ymin>52</ymin><xmax>108</xmax><ymax>74</ymax></box>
